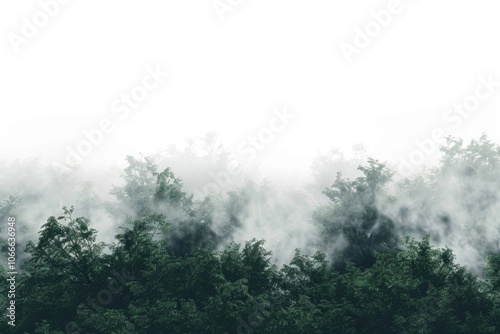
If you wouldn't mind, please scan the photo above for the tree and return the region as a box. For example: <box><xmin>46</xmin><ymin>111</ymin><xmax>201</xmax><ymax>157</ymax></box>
<box><xmin>16</xmin><ymin>206</ymin><xmax>105</xmax><ymax>332</ymax></box>
<box><xmin>316</xmin><ymin>158</ymin><xmax>398</xmax><ymax>270</ymax></box>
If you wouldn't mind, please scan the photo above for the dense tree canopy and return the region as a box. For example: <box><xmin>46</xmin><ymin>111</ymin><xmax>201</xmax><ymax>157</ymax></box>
<box><xmin>2</xmin><ymin>136</ymin><xmax>500</xmax><ymax>333</ymax></box>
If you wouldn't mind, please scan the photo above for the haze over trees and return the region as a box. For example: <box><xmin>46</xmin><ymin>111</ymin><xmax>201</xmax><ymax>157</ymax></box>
<box><xmin>2</xmin><ymin>135</ymin><xmax>500</xmax><ymax>333</ymax></box>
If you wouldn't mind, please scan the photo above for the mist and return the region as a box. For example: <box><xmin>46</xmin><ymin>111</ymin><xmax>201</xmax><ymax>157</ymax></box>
<box><xmin>1</xmin><ymin>134</ymin><xmax>499</xmax><ymax>277</ymax></box>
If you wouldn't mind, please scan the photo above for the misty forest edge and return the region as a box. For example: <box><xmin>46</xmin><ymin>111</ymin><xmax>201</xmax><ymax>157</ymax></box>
<box><xmin>3</xmin><ymin>135</ymin><xmax>500</xmax><ymax>333</ymax></box>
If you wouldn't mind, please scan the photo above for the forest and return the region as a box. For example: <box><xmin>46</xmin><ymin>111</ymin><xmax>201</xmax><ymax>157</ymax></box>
<box><xmin>2</xmin><ymin>135</ymin><xmax>500</xmax><ymax>333</ymax></box>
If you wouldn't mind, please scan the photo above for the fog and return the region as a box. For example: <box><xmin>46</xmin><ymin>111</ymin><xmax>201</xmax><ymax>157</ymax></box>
<box><xmin>2</xmin><ymin>1</ymin><xmax>500</xmax><ymax>279</ymax></box>
<box><xmin>1</xmin><ymin>134</ymin><xmax>500</xmax><ymax>277</ymax></box>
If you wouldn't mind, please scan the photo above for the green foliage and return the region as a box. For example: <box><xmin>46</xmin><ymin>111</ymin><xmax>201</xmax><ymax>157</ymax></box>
<box><xmin>0</xmin><ymin>195</ymin><xmax>18</xmax><ymax>223</ymax></box>
<box><xmin>437</xmin><ymin>134</ymin><xmax>500</xmax><ymax>178</ymax></box>
<box><xmin>7</xmin><ymin>138</ymin><xmax>500</xmax><ymax>333</ymax></box>
<box><xmin>316</xmin><ymin>158</ymin><xmax>398</xmax><ymax>270</ymax></box>
<box><xmin>15</xmin><ymin>207</ymin><xmax>106</xmax><ymax>332</ymax></box>
<box><xmin>109</xmin><ymin>155</ymin><xmax>161</xmax><ymax>220</ymax></box>
<box><xmin>153</xmin><ymin>167</ymin><xmax>188</xmax><ymax>205</ymax></box>
<box><xmin>10</xmin><ymin>210</ymin><xmax>500</xmax><ymax>333</ymax></box>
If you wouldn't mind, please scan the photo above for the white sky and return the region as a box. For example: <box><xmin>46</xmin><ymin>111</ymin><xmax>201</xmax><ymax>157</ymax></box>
<box><xmin>1</xmin><ymin>0</ymin><xmax>500</xmax><ymax>180</ymax></box>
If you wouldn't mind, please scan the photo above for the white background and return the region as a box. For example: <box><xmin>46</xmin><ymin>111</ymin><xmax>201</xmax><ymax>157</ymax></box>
<box><xmin>1</xmin><ymin>0</ymin><xmax>500</xmax><ymax>180</ymax></box>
